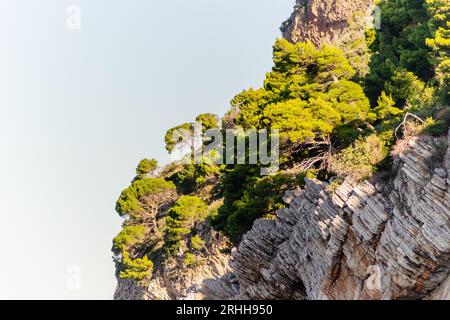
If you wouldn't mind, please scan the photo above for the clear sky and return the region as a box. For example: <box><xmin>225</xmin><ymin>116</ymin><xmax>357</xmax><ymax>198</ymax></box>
<box><xmin>0</xmin><ymin>0</ymin><xmax>294</xmax><ymax>299</ymax></box>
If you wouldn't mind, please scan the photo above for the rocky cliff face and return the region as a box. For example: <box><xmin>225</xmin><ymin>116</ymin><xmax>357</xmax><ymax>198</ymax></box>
<box><xmin>282</xmin><ymin>0</ymin><xmax>374</xmax><ymax>46</ymax></box>
<box><xmin>115</xmin><ymin>131</ymin><xmax>450</xmax><ymax>300</ymax></box>
<box><xmin>113</xmin><ymin>0</ymin><xmax>450</xmax><ymax>300</ymax></box>
<box><xmin>233</xmin><ymin>132</ymin><xmax>450</xmax><ymax>300</ymax></box>
<box><xmin>114</xmin><ymin>223</ymin><xmax>239</xmax><ymax>300</ymax></box>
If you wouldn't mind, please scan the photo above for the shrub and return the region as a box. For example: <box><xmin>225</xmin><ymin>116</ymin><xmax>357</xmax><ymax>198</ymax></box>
<box><xmin>167</xmin><ymin>161</ymin><xmax>220</xmax><ymax>194</ymax></box>
<box><xmin>167</xmin><ymin>196</ymin><xmax>209</xmax><ymax>226</ymax></box>
<box><xmin>164</xmin><ymin>196</ymin><xmax>208</xmax><ymax>255</ymax></box>
<box><xmin>385</xmin><ymin>70</ymin><xmax>426</xmax><ymax>107</ymax></box>
<box><xmin>168</xmin><ymin>164</ymin><xmax>197</xmax><ymax>194</ymax></box>
<box><xmin>374</xmin><ymin>91</ymin><xmax>403</xmax><ymax>120</ymax></box>
<box><xmin>213</xmin><ymin>168</ymin><xmax>300</xmax><ymax>243</ymax></box>
<box><xmin>136</xmin><ymin>159</ymin><xmax>158</xmax><ymax>176</ymax></box>
<box><xmin>422</xmin><ymin>116</ymin><xmax>450</xmax><ymax>136</ymax></box>
<box><xmin>119</xmin><ymin>251</ymin><xmax>154</xmax><ymax>281</ymax></box>
<box><xmin>183</xmin><ymin>252</ymin><xmax>200</xmax><ymax>267</ymax></box>
<box><xmin>164</xmin><ymin>216</ymin><xmax>191</xmax><ymax>255</ymax></box>
<box><xmin>116</xmin><ymin>178</ymin><xmax>176</xmax><ymax>217</ymax></box>
<box><xmin>190</xmin><ymin>235</ymin><xmax>205</xmax><ymax>250</ymax></box>
<box><xmin>329</xmin><ymin>134</ymin><xmax>388</xmax><ymax>181</ymax></box>
<box><xmin>195</xmin><ymin>113</ymin><xmax>220</xmax><ymax>132</ymax></box>
<box><xmin>113</xmin><ymin>225</ymin><xmax>147</xmax><ymax>251</ymax></box>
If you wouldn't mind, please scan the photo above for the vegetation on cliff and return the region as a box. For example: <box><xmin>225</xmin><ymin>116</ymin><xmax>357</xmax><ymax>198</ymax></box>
<box><xmin>112</xmin><ymin>0</ymin><xmax>449</xmax><ymax>283</ymax></box>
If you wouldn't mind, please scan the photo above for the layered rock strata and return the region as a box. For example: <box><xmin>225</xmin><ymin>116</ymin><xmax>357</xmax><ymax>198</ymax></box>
<box><xmin>233</xmin><ymin>133</ymin><xmax>450</xmax><ymax>300</ymax></box>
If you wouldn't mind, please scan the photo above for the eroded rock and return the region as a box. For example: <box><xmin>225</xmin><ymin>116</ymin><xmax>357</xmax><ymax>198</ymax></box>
<box><xmin>233</xmin><ymin>133</ymin><xmax>450</xmax><ymax>300</ymax></box>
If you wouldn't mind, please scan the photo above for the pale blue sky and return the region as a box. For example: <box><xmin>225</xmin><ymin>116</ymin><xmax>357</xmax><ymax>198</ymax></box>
<box><xmin>0</xmin><ymin>0</ymin><xmax>294</xmax><ymax>299</ymax></box>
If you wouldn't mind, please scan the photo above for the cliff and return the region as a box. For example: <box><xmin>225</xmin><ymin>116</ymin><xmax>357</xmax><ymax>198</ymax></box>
<box><xmin>233</xmin><ymin>132</ymin><xmax>450</xmax><ymax>300</ymax></box>
<box><xmin>282</xmin><ymin>0</ymin><xmax>374</xmax><ymax>46</ymax></box>
<box><xmin>282</xmin><ymin>0</ymin><xmax>375</xmax><ymax>77</ymax></box>
<box><xmin>114</xmin><ymin>221</ymin><xmax>238</xmax><ymax>300</ymax></box>
<box><xmin>113</xmin><ymin>0</ymin><xmax>450</xmax><ymax>301</ymax></box>
<box><xmin>115</xmin><ymin>131</ymin><xmax>450</xmax><ymax>300</ymax></box>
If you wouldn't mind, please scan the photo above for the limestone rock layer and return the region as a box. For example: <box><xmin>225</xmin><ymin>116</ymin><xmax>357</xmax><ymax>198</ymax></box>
<box><xmin>233</xmin><ymin>133</ymin><xmax>450</xmax><ymax>300</ymax></box>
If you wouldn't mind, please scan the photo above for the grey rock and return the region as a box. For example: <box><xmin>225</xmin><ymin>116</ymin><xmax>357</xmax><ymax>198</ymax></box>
<box><xmin>233</xmin><ymin>133</ymin><xmax>450</xmax><ymax>300</ymax></box>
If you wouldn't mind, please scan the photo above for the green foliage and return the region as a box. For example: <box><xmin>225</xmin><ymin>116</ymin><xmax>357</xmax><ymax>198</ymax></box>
<box><xmin>165</xmin><ymin>123</ymin><xmax>194</xmax><ymax>153</ymax></box>
<box><xmin>136</xmin><ymin>159</ymin><xmax>158</xmax><ymax>176</ymax></box>
<box><xmin>422</xmin><ymin>118</ymin><xmax>449</xmax><ymax>135</ymax></box>
<box><xmin>374</xmin><ymin>91</ymin><xmax>404</xmax><ymax>120</ymax></box>
<box><xmin>168</xmin><ymin>196</ymin><xmax>209</xmax><ymax>225</ymax></box>
<box><xmin>164</xmin><ymin>115</ymin><xmax>219</xmax><ymax>154</ymax></box>
<box><xmin>113</xmin><ymin>225</ymin><xmax>147</xmax><ymax>251</ymax></box>
<box><xmin>422</xmin><ymin>108</ymin><xmax>450</xmax><ymax>136</ymax></box>
<box><xmin>212</xmin><ymin>39</ymin><xmax>373</xmax><ymax>243</ymax></box>
<box><xmin>169</xmin><ymin>164</ymin><xmax>197</xmax><ymax>194</ymax></box>
<box><xmin>168</xmin><ymin>162</ymin><xmax>221</xmax><ymax>194</ymax></box>
<box><xmin>164</xmin><ymin>196</ymin><xmax>208</xmax><ymax>255</ymax></box>
<box><xmin>365</xmin><ymin>28</ymin><xmax>377</xmax><ymax>50</ymax></box>
<box><xmin>330</xmin><ymin>134</ymin><xmax>389</xmax><ymax>180</ymax></box>
<box><xmin>336</xmin><ymin>11</ymin><xmax>375</xmax><ymax>80</ymax></box>
<box><xmin>119</xmin><ymin>251</ymin><xmax>154</xmax><ymax>281</ymax></box>
<box><xmin>385</xmin><ymin>69</ymin><xmax>426</xmax><ymax>105</ymax></box>
<box><xmin>190</xmin><ymin>235</ymin><xmax>205</xmax><ymax>250</ymax></box>
<box><xmin>183</xmin><ymin>252</ymin><xmax>200</xmax><ymax>267</ymax></box>
<box><xmin>164</xmin><ymin>216</ymin><xmax>190</xmax><ymax>255</ymax></box>
<box><xmin>113</xmin><ymin>0</ymin><xmax>450</xmax><ymax>264</ymax></box>
<box><xmin>213</xmin><ymin>166</ymin><xmax>302</xmax><ymax>242</ymax></box>
<box><xmin>232</xmin><ymin>39</ymin><xmax>370</xmax><ymax>152</ymax></box>
<box><xmin>426</xmin><ymin>0</ymin><xmax>450</xmax><ymax>102</ymax></box>
<box><xmin>195</xmin><ymin>113</ymin><xmax>220</xmax><ymax>132</ymax></box>
<box><xmin>365</xmin><ymin>0</ymin><xmax>434</xmax><ymax>104</ymax></box>
<box><xmin>116</xmin><ymin>178</ymin><xmax>176</xmax><ymax>217</ymax></box>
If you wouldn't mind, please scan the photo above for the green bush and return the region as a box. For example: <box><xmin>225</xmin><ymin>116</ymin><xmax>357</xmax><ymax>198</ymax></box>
<box><xmin>422</xmin><ymin>113</ymin><xmax>450</xmax><ymax>136</ymax></box>
<box><xmin>213</xmin><ymin>167</ymin><xmax>301</xmax><ymax>243</ymax></box>
<box><xmin>164</xmin><ymin>216</ymin><xmax>191</xmax><ymax>255</ymax></box>
<box><xmin>119</xmin><ymin>251</ymin><xmax>154</xmax><ymax>281</ymax></box>
<box><xmin>190</xmin><ymin>235</ymin><xmax>205</xmax><ymax>250</ymax></box>
<box><xmin>426</xmin><ymin>1</ymin><xmax>450</xmax><ymax>103</ymax></box>
<box><xmin>168</xmin><ymin>196</ymin><xmax>209</xmax><ymax>227</ymax></box>
<box><xmin>195</xmin><ymin>113</ymin><xmax>220</xmax><ymax>132</ymax></box>
<box><xmin>168</xmin><ymin>164</ymin><xmax>197</xmax><ymax>194</ymax></box>
<box><xmin>167</xmin><ymin>161</ymin><xmax>220</xmax><ymax>194</ymax></box>
<box><xmin>374</xmin><ymin>91</ymin><xmax>403</xmax><ymax>120</ymax></box>
<box><xmin>164</xmin><ymin>196</ymin><xmax>208</xmax><ymax>255</ymax></box>
<box><xmin>136</xmin><ymin>159</ymin><xmax>158</xmax><ymax>176</ymax></box>
<box><xmin>183</xmin><ymin>252</ymin><xmax>200</xmax><ymax>267</ymax></box>
<box><xmin>329</xmin><ymin>134</ymin><xmax>389</xmax><ymax>181</ymax></box>
<box><xmin>113</xmin><ymin>225</ymin><xmax>147</xmax><ymax>251</ymax></box>
<box><xmin>164</xmin><ymin>123</ymin><xmax>194</xmax><ymax>153</ymax></box>
<box><xmin>385</xmin><ymin>69</ymin><xmax>426</xmax><ymax>106</ymax></box>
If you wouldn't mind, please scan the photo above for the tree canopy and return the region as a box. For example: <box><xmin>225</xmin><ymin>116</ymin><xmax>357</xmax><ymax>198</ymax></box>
<box><xmin>116</xmin><ymin>178</ymin><xmax>176</xmax><ymax>217</ymax></box>
<box><xmin>136</xmin><ymin>159</ymin><xmax>158</xmax><ymax>176</ymax></box>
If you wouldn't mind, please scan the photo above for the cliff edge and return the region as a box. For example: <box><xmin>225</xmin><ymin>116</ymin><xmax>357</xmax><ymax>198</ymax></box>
<box><xmin>233</xmin><ymin>132</ymin><xmax>450</xmax><ymax>300</ymax></box>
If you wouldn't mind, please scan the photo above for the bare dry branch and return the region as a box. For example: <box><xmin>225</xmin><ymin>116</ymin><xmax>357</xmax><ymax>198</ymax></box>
<box><xmin>395</xmin><ymin>112</ymin><xmax>425</xmax><ymax>139</ymax></box>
